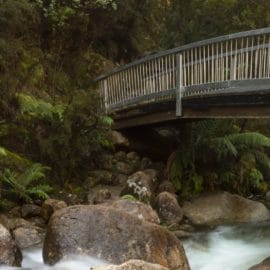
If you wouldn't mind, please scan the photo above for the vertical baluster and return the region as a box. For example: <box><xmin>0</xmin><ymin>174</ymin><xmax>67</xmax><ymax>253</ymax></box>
<box><xmin>235</xmin><ymin>39</ymin><xmax>238</xmax><ymax>80</ymax></box>
<box><xmin>211</xmin><ymin>43</ymin><xmax>214</xmax><ymax>82</ymax></box>
<box><xmin>186</xmin><ymin>50</ymin><xmax>190</xmax><ymax>86</ymax></box>
<box><xmin>267</xmin><ymin>35</ymin><xmax>270</xmax><ymax>77</ymax></box>
<box><xmin>255</xmin><ymin>37</ymin><xmax>259</xmax><ymax>79</ymax></box>
<box><xmin>258</xmin><ymin>36</ymin><xmax>263</xmax><ymax>78</ymax></box>
<box><xmin>220</xmin><ymin>42</ymin><xmax>223</xmax><ymax>81</ymax></box>
<box><xmin>245</xmin><ymin>38</ymin><xmax>249</xmax><ymax>79</ymax></box>
<box><xmin>152</xmin><ymin>59</ymin><xmax>155</xmax><ymax>93</ymax></box>
<box><xmin>225</xmin><ymin>41</ymin><xmax>228</xmax><ymax>80</ymax></box>
<box><xmin>263</xmin><ymin>35</ymin><xmax>267</xmax><ymax>78</ymax></box>
<box><xmin>250</xmin><ymin>36</ymin><xmax>254</xmax><ymax>79</ymax></box>
<box><xmin>191</xmin><ymin>48</ymin><xmax>194</xmax><ymax>85</ymax></box>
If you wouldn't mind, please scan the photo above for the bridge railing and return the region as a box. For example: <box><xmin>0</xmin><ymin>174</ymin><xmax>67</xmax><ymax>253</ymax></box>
<box><xmin>97</xmin><ymin>28</ymin><xmax>270</xmax><ymax>114</ymax></box>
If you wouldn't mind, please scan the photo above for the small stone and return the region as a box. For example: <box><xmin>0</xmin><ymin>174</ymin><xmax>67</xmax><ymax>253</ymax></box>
<box><xmin>21</xmin><ymin>204</ymin><xmax>41</xmax><ymax>219</ymax></box>
<box><xmin>41</xmin><ymin>199</ymin><xmax>67</xmax><ymax>222</ymax></box>
<box><xmin>155</xmin><ymin>192</ymin><xmax>183</xmax><ymax>226</ymax></box>
<box><xmin>158</xmin><ymin>181</ymin><xmax>176</xmax><ymax>194</ymax></box>
<box><xmin>13</xmin><ymin>226</ymin><xmax>44</xmax><ymax>249</ymax></box>
<box><xmin>94</xmin><ymin>260</ymin><xmax>170</xmax><ymax>270</ymax></box>
<box><xmin>115</xmin><ymin>161</ymin><xmax>134</xmax><ymax>175</ymax></box>
<box><xmin>93</xmin><ymin>189</ymin><xmax>112</xmax><ymax>204</ymax></box>
<box><xmin>112</xmin><ymin>131</ymin><xmax>129</xmax><ymax>147</ymax></box>
<box><xmin>173</xmin><ymin>230</ymin><xmax>192</xmax><ymax>239</ymax></box>
<box><xmin>266</xmin><ymin>191</ymin><xmax>270</xmax><ymax>202</ymax></box>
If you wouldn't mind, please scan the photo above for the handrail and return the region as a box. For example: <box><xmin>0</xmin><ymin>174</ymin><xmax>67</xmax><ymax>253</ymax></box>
<box><xmin>97</xmin><ymin>27</ymin><xmax>270</xmax><ymax>116</ymax></box>
<box><xmin>97</xmin><ymin>27</ymin><xmax>270</xmax><ymax>81</ymax></box>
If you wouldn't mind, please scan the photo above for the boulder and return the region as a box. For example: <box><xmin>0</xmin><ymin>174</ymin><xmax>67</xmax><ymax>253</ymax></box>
<box><xmin>155</xmin><ymin>192</ymin><xmax>183</xmax><ymax>225</ymax></box>
<box><xmin>249</xmin><ymin>257</ymin><xmax>270</xmax><ymax>270</ymax></box>
<box><xmin>94</xmin><ymin>260</ymin><xmax>169</xmax><ymax>270</ymax></box>
<box><xmin>107</xmin><ymin>199</ymin><xmax>160</xmax><ymax>224</ymax></box>
<box><xmin>93</xmin><ymin>189</ymin><xmax>112</xmax><ymax>204</ymax></box>
<box><xmin>41</xmin><ymin>199</ymin><xmax>67</xmax><ymax>222</ymax></box>
<box><xmin>266</xmin><ymin>191</ymin><xmax>270</xmax><ymax>202</ymax></box>
<box><xmin>183</xmin><ymin>192</ymin><xmax>270</xmax><ymax>227</ymax></box>
<box><xmin>112</xmin><ymin>131</ymin><xmax>129</xmax><ymax>147</ymax></box>
<box><xmin>158</xmin><ymin>181</ymin><xmax>176</xmax><ymax>194</ymax></box>
<box><xmin>115</xmin><ymin>161</ymin><xmax>134</xmax><ymax>175</ymax></box>
<box><xmin>121</xmin><ymin>169</ymin><xmax>158</xmax><ymax>203</ymax></box>
<box><xmin>43</xmin><ymin>205</ymin><xmax>189</xmax><ymax>270</ymax></box>
<box><xmin>21</xmin><ymin>204</ymin><xmax>41</xmax><ymax>219</ymax></box>
<box><xmin>13</xmin><ymin>226</ymin><xmax>44</xmax><ymax>249</ymax></box>
<box><xmin>0</xmin><ymin>224</ymin><xmax>22</xmax><ymax>267</ymax></box>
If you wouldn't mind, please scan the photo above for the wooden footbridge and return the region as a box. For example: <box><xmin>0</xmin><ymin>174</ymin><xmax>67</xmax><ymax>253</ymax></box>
<box><xmin>97</xmin><ymin>28</ymin><xmax>270</xmax><ymax>129</ymax></box>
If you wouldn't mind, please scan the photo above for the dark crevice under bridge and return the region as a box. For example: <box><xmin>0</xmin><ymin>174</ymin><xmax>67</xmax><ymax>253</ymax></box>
<box><xmin>97</xmin><ymin>28</ymin><xmax>270</xmax><ymax>129</ymax></box>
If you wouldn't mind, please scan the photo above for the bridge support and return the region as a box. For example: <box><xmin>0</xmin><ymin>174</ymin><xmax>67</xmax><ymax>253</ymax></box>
<box><xmin>176</xmin><ymin>53</ymin><xmax>183</xmax><ymax>117</ymax></box>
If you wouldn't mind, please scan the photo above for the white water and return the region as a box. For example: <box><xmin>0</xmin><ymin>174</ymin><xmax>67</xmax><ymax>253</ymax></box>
<box><xmin>0</xmin><ymin>248</ymin><xmax>108</xmax><ymax>270</ymax></box>
<box><xmin>183</xmin><ymin>222</ymin><xmax>270</xmax><ymax>270</ymax></box>
<box><xmin>0</xmin><ymin>223</ymin><xmax>269</xmax><ymax>270</ymax></box>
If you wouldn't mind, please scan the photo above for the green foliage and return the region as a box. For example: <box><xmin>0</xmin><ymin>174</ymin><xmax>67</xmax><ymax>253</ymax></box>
<box><xmin>17</xmin><ymin>93</ymin><xmax>65</xmax><ymax>121</ymax></box>
<box><xmin>170</xmin><ymin>120</ymin><xmax>270</xmax><ymax>197</ymax></box>
<box><xmin>121</xmin><ymin>194</ymin><xmax>138</xmax><ymax>202</ymax></box>
<box><xmin>0</xmin><ymin>163</ymin><xmax>52</xmax><ymax>203</ymax></box>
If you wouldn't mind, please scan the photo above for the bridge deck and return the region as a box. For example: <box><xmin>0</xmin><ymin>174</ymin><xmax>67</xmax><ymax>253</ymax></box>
<box><xmin>97</xmin><ymin>28</ymin><xmax>270</xmax><ymax>129</ymax></box>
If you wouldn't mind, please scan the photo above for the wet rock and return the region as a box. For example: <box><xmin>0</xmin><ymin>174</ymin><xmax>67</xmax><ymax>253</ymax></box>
<box><xmin>266</xmin><ymin>191</ymin><xmax>270</xmax><ymax>202</ymax></box>
<box><xmin>155</xmin><ymin>192</ymin><xmax>183</xmax><ymax>225</ymax></box>
<box><xmin>173</xmin><ymin>230</ymin><xmax>192</xmax><ymax>239</ymax></box>
<box><xmin>183</xmin><ymin>192</ymin><xmax>270</xmax><ymax>227</ymax></box>
<box><xmin>94</xmin><ymin>260</ymin><xmax>169</xmax><ymax>270</ymax></box>
<box><xmin>21</xmin><ymin>204</ymin><xmax>41</xmax><ymax>219</ymax></box>
<box><xmin>249</xmin><ymin>257</ymin><xmax>270</xmax><ymax>270</ymax></box>
<box><xmin>121</xmin><ymin>169</ymin><xmax>158</xmax><ymax>203</ymax></box>
<box><xmin>112</xmin><ymin>131</ymin><xmax>129</xmax><ymax>147</ymax></box>
<box><xmin>0</xmin><ymin>224</ymin><xmax>22</xmax><ymax>267</ymax></box>
<box><xmin>85</xmin><ymin>170</ymin><xmax>114</xmax><ymax>188</ymax></box>
<box><xmin>13</xmin><ymin>226</ymin><xmax>44</xmax><ymax>249</ymax></box>
<box><xmin>107</xmin><ymin>199</ymin><xmax>160</xmax><ymax>224</ymax></box>
<box><xmin>41</xmin><ymin>199</ymin><xmax>67</xmax><ymax>222</ymax></box>
<box><xmin>140</xmin><ymin>157</ymin><xmax>153</xmax><ymax>170</ymax></box>
<box><xmin>126</xmin><ymin>152</ymin><xmax>140</xmax><ymax>162</ymax></box>
<box><xmin>115</xmin><ymin>161</ymin><xmax>134</xmax><ymax>175</ymax></box>
<box><xmin>114</xmin><ymin>151</ymin><xmax>127</xmax><ymax>161</ymax></box>
<box><xmin>114</xmin><ymin>174</ymin><xmax>128</xmax><ymax>185</ymax></box>
<box><xmin>93</xmin><ymin>189</ymin><xmax>112</xmax><ymax>204</ymax></box>
<box><xmin>43</xmin><ymin>205</ymin><xmax>189</xmax><ymax>270</ymax></box>
<box><xmin>158</xmin><ymin>181</ymin><xmax>176</xmax><ymax>194</ymax></box>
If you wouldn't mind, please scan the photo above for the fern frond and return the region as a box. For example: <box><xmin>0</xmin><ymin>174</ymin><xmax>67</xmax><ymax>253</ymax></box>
<box><xmin>252</xmin><ymin>150</ymin><xmax>270</xmax><ymax>169</ymax></box>
<box><xmin>209</xmin><ymin>137</ymin><xmax>238</xmax><ymax>159</ymax></box>
<box><xmin>17</xmin><ymin>93</ymin><xmax>65</xmax><ymax>121</ymax></box>
<box><xmin>228</xmin><ymin>132</ymin><xmax>270</xmax><ymax>150</ymax></box>
<box><xmin>17</xmin><ymin>163</ymin><xmax>50</xmax><ymax>187</ymax></box>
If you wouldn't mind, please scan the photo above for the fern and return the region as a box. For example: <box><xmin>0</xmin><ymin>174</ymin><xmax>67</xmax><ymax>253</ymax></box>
<box><xmin>17</xmin><ymin>93</ymin><xmax>65</xmax><ymax>121</ymax></box>
<box><xmin>228</xmin><ymin>132</ymin><xmax>270</xmax><ymax>149</ymax></box>
<box><xmin>0</xmin><ymin>163</ymin><xmax>52</xmax><ymax>203</ymax></box>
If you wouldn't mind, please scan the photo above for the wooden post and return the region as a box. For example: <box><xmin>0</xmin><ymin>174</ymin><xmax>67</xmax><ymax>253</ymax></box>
<box><xmin>176</xmin><ymin>53</ymin><xmax>183</xmax><ymax>116</ymax></box>
<box><xmin>104</xmin><ymin>79</ymin><xmax>109</xmax><ymax>113</ymax></box>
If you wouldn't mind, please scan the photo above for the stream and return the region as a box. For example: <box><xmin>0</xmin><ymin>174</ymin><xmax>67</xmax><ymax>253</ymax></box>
<box><xmin>0</xmin><ymin>222</ymin><xmax>269</xmax><ymax>270</ymax></box>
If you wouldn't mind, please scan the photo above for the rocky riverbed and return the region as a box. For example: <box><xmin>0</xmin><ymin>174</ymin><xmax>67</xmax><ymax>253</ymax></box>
<box><xmin>0</xmin><ymin>133</ymin><xmax>270</xmax><ymax>270</ymax></box>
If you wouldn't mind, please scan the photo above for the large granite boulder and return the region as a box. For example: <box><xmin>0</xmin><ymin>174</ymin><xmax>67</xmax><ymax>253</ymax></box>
<box><xmin>0</xmin><ymin>224</ymin><xmax>22</xmax><ymax>267</ymax></box>
<box><xmin>249</xmin><ymin>257</ymin><xmax>270</xmax><ymax>270</ymax></box>
<box><xmin>94</xmin><ymin>260</ymin><xmax>169</xmax><ymax>270</ymax></box>
<box><xmin>106</xmin><ymin>199</ymin><xmax>160</xmax><ymax>224</ymax></box>
<box><xmin>183</xmin><ymin>192</ymin><xmax>270</xmax><ymax>227</ymax></box>
<box><xmin>43</xmin><ymin>205</ymin><xmax>189</xmax><ymax>270</ymax></box>
<box><xmin>155</xmin><ymin>192</ymin><xmax>183</xmax><ymax>225</ymax></box>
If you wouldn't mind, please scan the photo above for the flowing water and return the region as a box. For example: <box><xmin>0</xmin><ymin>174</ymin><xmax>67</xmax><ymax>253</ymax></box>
<box><xmin>183</xmin><ymin>222</ymin><xmax>270</xmax><ymax>270</ymax></box>
<box><xmin>0</xmin><ymin>222</ymin><xmax>269</xmax><ymax>270</ymax></box>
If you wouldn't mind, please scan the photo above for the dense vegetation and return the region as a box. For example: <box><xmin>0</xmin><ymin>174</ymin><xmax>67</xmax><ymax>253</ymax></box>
<box><xmin>1</xmin><ymin>0</ymin><xmax>270</xmax><ymax>206</ymax></box>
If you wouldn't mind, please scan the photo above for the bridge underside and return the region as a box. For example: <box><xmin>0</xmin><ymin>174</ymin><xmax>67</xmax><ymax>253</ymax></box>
<box><xmin>113</xmin><ymin>90</ymin><xmax>270</xmax><ymax>129</ymax></box>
